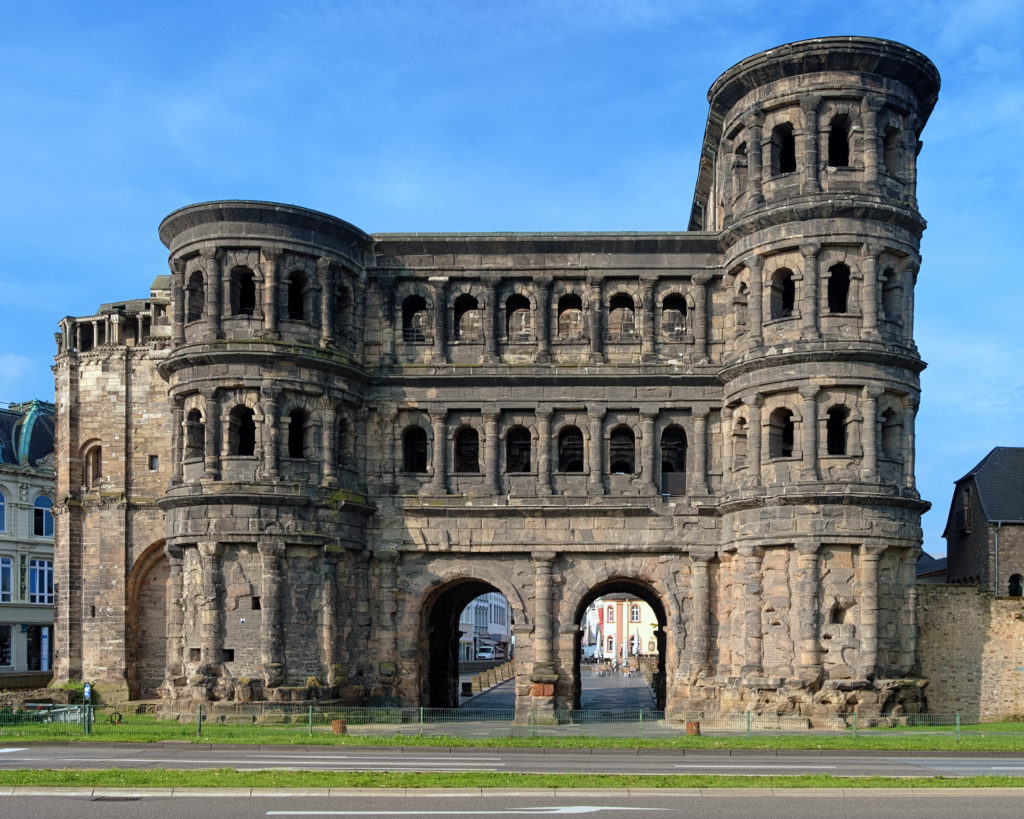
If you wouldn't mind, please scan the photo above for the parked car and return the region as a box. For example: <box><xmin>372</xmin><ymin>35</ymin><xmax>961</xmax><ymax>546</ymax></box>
<box><xmin>476</xmin><ymin>646</ymin><xmax>496</xmax><ymax>660</ymax></box>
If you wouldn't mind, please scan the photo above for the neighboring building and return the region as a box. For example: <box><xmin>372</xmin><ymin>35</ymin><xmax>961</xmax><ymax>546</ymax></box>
<box><xmin>53</xmin><ymin>37</ymin><xmax>939</xmax><ymax>722</ymax></box>
<box><xmin>943</xmin><ymin>447</ymin><xmax>1024</xmax><ymax>595</ymax></box>
<box><xmin>0</xmin><ymin>400</ymin><xmax>56</xmax><ymax>678</ymax></box>
<box><xmin>915</xmin><ymin>551</ymin><xmax>947</xmax><ymax>584</ymax></box>
<box><xmin>585</xmin><ymin>596</ymin><xmax>659</xmax><ymax>663</ymax></box>
<box><xmin>459</xmin><ymin>592</ymin><xmax>512</xmax><ymax>661</ymax></box>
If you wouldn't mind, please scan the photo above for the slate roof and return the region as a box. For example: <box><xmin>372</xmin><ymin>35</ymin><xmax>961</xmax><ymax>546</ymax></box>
<box><xmin>0</xmin><ymin>400</ymin><xmax>55</xmax><ymax>468</ymax></box>
<box><xmin>916</xmin><ymin>552</ymin><xmax>947</xmax><ymax>576</ymax></box>
<box><xmin>959</xmin><ymin>446</ymin><xmax>1024</xmax><ymax>523</ymax></box>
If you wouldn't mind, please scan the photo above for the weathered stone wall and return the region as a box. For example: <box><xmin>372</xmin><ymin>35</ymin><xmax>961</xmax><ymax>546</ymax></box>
<box><xmin>918</xmin><ymin>585</ymin><xmax>1024</xmax><ymax>719</ymax></box>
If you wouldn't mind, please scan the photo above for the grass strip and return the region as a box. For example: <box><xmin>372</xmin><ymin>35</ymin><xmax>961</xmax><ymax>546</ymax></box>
<box><xmin>0</xmin><ymin>769</ymin><xmax>1023</xmax><ymax>789</ymax></box>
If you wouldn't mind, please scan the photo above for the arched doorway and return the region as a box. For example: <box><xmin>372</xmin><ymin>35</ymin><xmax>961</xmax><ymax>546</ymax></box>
<box><xmin>421</xmin><ymin>579</ymin><xmax>513</xmax><ymax>708</ymax></box>
<box><xmin>572</xmin><ymin>579</ymin><xmax>667</xmax><ymax>711</ymax></box>
<box><xmin>126</xmin><ymin>541</ymin><xmax>169</xmax><ymax>699</ymax></box>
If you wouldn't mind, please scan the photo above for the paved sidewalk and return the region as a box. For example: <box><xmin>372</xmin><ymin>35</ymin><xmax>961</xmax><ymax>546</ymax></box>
<box><xmin>458</xmin><ymin>669</ymin><xmax>656</xmax><ymax>711</ymax></box>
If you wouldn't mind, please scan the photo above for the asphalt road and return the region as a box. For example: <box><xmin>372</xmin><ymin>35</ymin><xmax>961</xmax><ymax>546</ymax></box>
<box><xmin>1</xmin><ymin>743</ymin><xmax>1023</xmax><ymax>778</ymax></box>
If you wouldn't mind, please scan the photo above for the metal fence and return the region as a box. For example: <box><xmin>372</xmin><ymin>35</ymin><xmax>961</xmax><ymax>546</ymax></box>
<box><xmin>2</xmin><ymin>704</ymin><xmax>1022</xmax><ymax>742</ymax></box>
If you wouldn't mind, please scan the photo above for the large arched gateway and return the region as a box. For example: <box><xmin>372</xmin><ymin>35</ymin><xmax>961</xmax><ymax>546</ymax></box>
<box><xmin>53</xmin><ymin>37</ymin><xmax>937</xmax><ymax>723</ymax></box>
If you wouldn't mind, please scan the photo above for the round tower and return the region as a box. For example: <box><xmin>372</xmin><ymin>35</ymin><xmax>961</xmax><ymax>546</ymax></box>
<box><xmin>701</xmin><ymin>38</ymin><xmax>939</xmax><ymax>716</ymax></box>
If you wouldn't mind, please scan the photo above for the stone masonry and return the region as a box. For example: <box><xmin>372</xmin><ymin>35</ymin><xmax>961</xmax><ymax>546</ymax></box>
<box><xmin>52</xmin><ymin>37</ymin><xmax>938</xmax><ymax>722</ymax></box>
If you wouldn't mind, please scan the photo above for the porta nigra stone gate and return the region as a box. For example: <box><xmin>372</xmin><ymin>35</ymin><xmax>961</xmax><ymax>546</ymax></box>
<box><xmin>52</xmin><ymin>37</ymin><xmax>939</xmax><ymax>722</ymax></box>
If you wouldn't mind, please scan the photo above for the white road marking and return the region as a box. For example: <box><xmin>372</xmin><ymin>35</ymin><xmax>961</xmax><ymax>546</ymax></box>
<box><xmin>0</xmin><ymin>748</ymin><xmax>26</xmax><ymax>753</ymax></box>
<box><xmin>674</xmin><ymin>763</ymin><xmax>836</xmax><ymax>769</ymax></box>
<box><xmin>267</xmin><ymin>807</ymin><xmax>672</xmax><ymax>815</ymax></box>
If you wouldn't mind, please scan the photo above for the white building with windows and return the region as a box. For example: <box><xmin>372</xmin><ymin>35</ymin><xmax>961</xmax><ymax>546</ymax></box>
<box><xmin>0</xmin><ymin>400</ymin><xmax>55</xmax><ymax>678</ymax></box>
<box><xmin>458</xmin><ymin>592</ymin><xmax>512</xmax><ymax>662</ymax></box>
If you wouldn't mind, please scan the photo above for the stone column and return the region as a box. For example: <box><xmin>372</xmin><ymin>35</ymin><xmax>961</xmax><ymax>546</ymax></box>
<box><xmin>739</xmin><ymin>545</ymin><xmax>764</xmax><ymax>676</ymax></box>
<box><xmin>747</xmin><ymin>394</ymin><xmax>762</xmax><ymax>486</ymax></box>
<box><xmin>536</xmin><ymin>408</ymin><xmax>552</xmax><ymax>496</ymax></box>
<box><xmin>202</xmin><ymin>248</ymin><xmax>222</xmax><ymax>339</ymax></box>
<box><xmin>203</xmin><ymin>391</ymin><xmax>221</xmax><ymax>480</ymax></box>
<box><xmin>692</xmin><ymin>273</ymin><xmax>711</xmax><ymax>362</ymax></box>
<box><xmin>164</xmin><ymin>544</ymin><xmax>185</xmax><ymax>683</ymax></box>
<box><xmin>904</xmin><ymin>260</ymin><xmax>919</xmax><ymax>347</ymax></box>
<box><xmin>171</xmin><ymin>259</ymin><xmax>186</xmax><ymax>345</ymax></box>
<box><xmin>321</xmin><ymin>404</ymin><xmax>337</xmax><ymax>487</ymax></box>
<box><xmin>375</xmin><ymin>548</ymin><xmax>399</xmax><ymax>683</ymax></box>
<box><xmin>261</xmin><ymin>248</ymin><xmax>281</xmax><ymax>339</ymax></box>
<box><xmin>258</xmin><ymin>540</ymin><xmax>286</xmax><ymax>687</ymax></box>
<box><xmin>640</xmin><ymin>410</ymin><xmax>658</xmax><ymax>495</ymax></box>
<box><xmin>531</xmin><ymin>551</ymin><xmax>557</xmax><ymax>675</ymax></box>
<box><xmin>379</xmin><ymin>275</ymin><xmax>397</xmax><ymax>365</ymax></box>
<box><xmin>484</xmin><ymin>279</ymin><xmax>499</xmax><ymax>363</ymax></box>
<box><xmin>259</xmin><ymin>391</ymin><xmax>280</xmax><ymax>481</ymax></box>
<box><xmin>428</xmin><ymin>409</ymin><xmax>447</xmax><ymax>495</ymax></box>
<box><xmin>692</xmin><ymin>408</ymin><xmax>709</xmax><ymax>495</ymax></box>
<box><xmin>799</xmin><ymin>95</ymin><xmax>821</xmax><ymax>195</ymax></box>
<box><xmin>860</xmin><ymin>386</ymin><xmax>882</xmax><ymax>481</ymax></box>
<box><xmin>747</xmin><ymin>107</ymin><xmax>765</xmax><ymax>205</ymax></box>
<box><xmin>904</xmin><ymin>397</ymin><xmax>918</xmax><ymax>489</ymax></box>
<box><xmin>721</xmin><ymin>405</ymin><xmax>734</xmax><ymax>487</ymax></box>
<box><xmin>689</xmin><ymin>556</ymin><xmax>711</xmax><ymax>677</ymax></box>
<box><xmin>110</xmin><ymin>315</ymin><xmax>124</xmax><ymax>347</ymax></box>
<box><xmin>197</xmin><ymin>542</ymin><xmax>224</xmax><ymax>669</ymax></box>
<box><xmin>798</xmin><ymin>386</ymin><xmax>819</xmax><ymax>481</ymax></box>
<box><xmin>861</xmin><ymin>245</ymin><xmax>881</xmax><ymax>340</ymax></box>
<box><xmin>587</xmin><ymin>406</ymin><xmax>605</xmax><ymax>495</ymax></box>
<box><xmin>170</xmin><ymin>397</ymin><xmax>184</xmax><ymax>486</ymax></box>
<box><xmin>906</xmin><ymin>117</ymin><xmax>921</xmax><ymax>207</ymax></box>
<box><xmin>483</xmin><ymin>409</ymin><xmax>500</xmax><ymax>496</ymax></box>
<box><xmin>587</xmin><ymin>277</ymin><xmax>604</xmax><ymax>363</ymax></box>
<box><xmin>857</xmin><ymin>544</ymin><xmax>885</xmax><ymax>680</ymax></box>
<box><xmin>535</xmin><ymin>277</ymin><xmax>552</xmax><ymax>363</ymax></box>
<box><xmin>862</xmin><ymin>96</ymin><xmax>884</xmax><ymax>192</ymax></box>
<box><xmin>745</xmin><ymin>255</ymin><xmax>764</xmax><ymax>349</ymax></box>
<box><xmin>800</xmin><ymin>243</ymin><xmax>820</xmax><ymax>339</ymax></box>
<box><xmin>378</xmin><ymin>404</ymin><xmax>398</xmax><ymax>495</ymax></box>
<box><xmin>793</xmin><ymin>540</ymin><xmax>822</xmax><ymax>679</ymax></box>
<box><xmin>321</xmin><ymin>550</ymin><xmax>339</xmax><ymax>684</ymax></box>
<box><xmin>640</xmin><ymin>277</ymin><xmax>656</xmax><ymax>361</ymax></box>
<box><xmin>430</xmin><ymin>277</ymin><xmax>448</xmax><ymax>364</ymax></box>
<box><xmin>318</xmin><ymin>257</ymin><xmax>334</xmax><ymax>348</ymax></box>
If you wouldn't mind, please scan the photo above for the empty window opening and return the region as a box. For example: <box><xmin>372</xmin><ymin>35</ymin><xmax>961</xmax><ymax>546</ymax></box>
<box><xmin>828</xmin><ymin>116</ymin><xmax>851</xmax><ymax>167</ymax></box>
<box><xmin>768</xmin><ymin>408</ymin><xmax>794</xmax><ymax>458</ymax></box>
<box><xmin>732</xmin><ymin>417</ymin><xmax>748</xmax><ymax>467</ymax></box>
<box><xmin>231</xmin><ymin>267</ymin><xmax>257</xmax><ymax>315</ymax></box>
<box><xmin>337</xmin><ymin>416</ymin><xmax>351</xmax><ymax>466</ymax></box>
<box><xmin>506</xmin><ymin>426</ymin><xmax>531</xmax><ymax>473</ymax></box>
<box><xmin>186</xmin><ymin>271</ymin><xmax>205</xmax><ymax>322</ymax></box>
<box><xmin>827</xmin><ymin>264</ymin><xmax>850</xmax><ymax>314</ymax></box>
<box><xmin>770</xmin><ymin>123</ymin><xmax>796</xmax><ymax>175</ymax></box>
<box><xmin>733</xmin><ymin>139</ymin><xmax>748</xmax><ymax>196</ymax></box>
<box><xmin>453</xmin><ymin>294</ymin><xmax>481</xmax><ymax>342</ymax></box>
<box><xmin>251</xmin><ymin>596</ymin><xmax>261</xmax><ymax>610</ymax></box>
<box><xmin>608</xmin><ymin>425</ymin><xmax>635</xmax><ymax>474</ymax></box>
<box><xmin>185</xmin><ymin>409</ymin><xmax>205</xmax><ymax>460</ymax></box>
<box><xmin>558</xmin><ymin>426</ymin><xmax>584</xmax><ymax>472</ymax></box>
<box><xmin>1009</xmin><ymin>574</ymin><xmax>1023</xmax><ymax>598</ymax></box>
<box><xmin>883</xmin><ymin>125</ymin><xmax>902</xmax><ymax>176</ymax></box>
<box><xmin>221</xmin><ymin>648</ymin><xmax>235</xmax><ymax>663</ymax></box>
<box><xmin>85</xmin><ymin>446</ymin><xmax>102</xmax><ymax>488</ymax></box>
<box><xmin>79</xmin><ymin>323</ymin><xmax>94</xmax><ymax>352</ymax></box>
<box><xmin>505</xmin><ymin>294</ymin><xmax>532</xmax><ymax>341</ymax></box>
<box><xmin>454</xmin><ymin>427</ymin><xmax>480</xmax><ymax>473</ymax></box>
<box><xmin>735</xmin><ymin>282</ymin><xmax>749</xmax><ymax>330</ymax></box>
<box><xmin>189</xmin><ymin>648</ymin><xmax>201</xmax><ymax>662</ymax></box>
<box><xmin>770</xmin><ymin>268</ymin><xmax>796</xmax><ymax>319</ymax></box>
<box><xmin>829</xmin><ymin>602</ymin><xmax>853</xmax><ymax>624</ymax></box>
<box><xmin>402</xmin><ymin>295</ymin><xmax>428</xmax><ymax>342</ymax></box>
<box><xmin>228</xmin><ymin>406</ymin><xmax>256</xmax><ymax>456</ymax></box>
<box><xmin>661</xmin><ymin>294</ymin><xmax>687</xmax><ymax>340</ymax></box>
<box><xmin>402</xmin><ymin>426</ymin><xmax>428</xmax><ymax>473</ymax></box>
<box><xmin>880</xmin><ymin>409</ymin><xmax>902</xmax><ymax>460</ymax></box>
<box><xmin>826</xmin><ymin>406</ymin><xmax>849</xmax><ymax>456</ymax></box>
<box><xmin>881</xmin><ymin>269</ymin><xmax>901</xmax><ymax>322</ymax></box>
<box><xmin>660</xmin><ymin>426</ymin><xmax>687</xmax><ymax>495</ymax></box>
<box><xmin>148</xmin><ymin>455</ymin><xmax>159</xmax><ymax>471</ymax></box>
<box><xmin>288</xmin><ymin>409</ymin><xmax>309</xmax><ymax>459</ymax></box>
<box><xmin>557</xmin><ymin>294</ymin><xmax>584</xmax><ymax>340</ymax></box>
<box><xmin>335</xmin><ymin>283</ymin><xmax>352</xmax><ymax>345</ymax></box>
<box><xmin>607</xmin><ymin>294</ymin><xmax>636</xmax><ymax>340</ymax></box>
<box><xmin>287</xmin><ymin>271</ymin><xmax>308</xmax><ymax>320</ymax></box>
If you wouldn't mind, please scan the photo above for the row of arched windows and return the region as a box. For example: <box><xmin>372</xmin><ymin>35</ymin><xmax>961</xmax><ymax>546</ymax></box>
<box><xmin>182</xmin><ymin>407</ymin><xmax>354</xmax><ymax>463</ymax></box>
<box><xmin>754</xmin><ymin>115</ymin><xmax>903</xmax><ymax>178</ymax></box>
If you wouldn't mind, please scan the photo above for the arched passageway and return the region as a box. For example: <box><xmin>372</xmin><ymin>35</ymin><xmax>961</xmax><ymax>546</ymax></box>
<box><xmin>573</xmin><ymin>579</ymin><xmax>667</xmax><ymax>711</ymax></box>
<box><xmin>126</xmin><ymin>541</ymin><xmax>169</xmax><ymax>699</ymax></box>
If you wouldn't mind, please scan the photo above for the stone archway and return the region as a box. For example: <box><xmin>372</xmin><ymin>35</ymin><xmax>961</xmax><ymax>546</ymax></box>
<box><xmin>125</xmin><ymin>540</ymin><xmax>168</xmax><ymax>699</ymax></box>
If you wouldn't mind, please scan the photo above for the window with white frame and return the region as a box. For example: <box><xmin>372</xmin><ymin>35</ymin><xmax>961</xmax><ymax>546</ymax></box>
<box><xmin>0</xmin><ymin>625</ymin><xmax>11</xmax><ymax>666</ymax></box>
<box><xmin>630</xmin><ymin>604</ymin><xmax>640</xmax><ymax>623</ymax></box>
<box><xmin>606</xmin><ymin>605</ymin><xmax>614</xmax><ymax>623</ymax></box>
<box><xmin>34</xmin><ymin>496</ymin><xmax>53</xmax><ymax>537</ymax></box>
<box><xmin>0</xmin><ymin>557</ymin><xmax>11</xmax><ymax>602</ymax></box>
<box><xmin>29</xmin><ymin>559</ymin><xmax>53</xmax><ymax>604</ymax></box>
<box><xmin>0</xmin><ymin>490</ymin><xmax>6</xmax><ymax>533</ymax></box>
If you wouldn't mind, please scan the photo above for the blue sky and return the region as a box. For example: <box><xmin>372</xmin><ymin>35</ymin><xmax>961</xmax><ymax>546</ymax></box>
<box><xmin>1</xmin><ymin>1</ymin><xmax>1022</xmax><ymax>556</ymax></box>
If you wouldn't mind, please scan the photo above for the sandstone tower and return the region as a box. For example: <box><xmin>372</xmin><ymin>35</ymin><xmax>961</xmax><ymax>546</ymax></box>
<box><xmin>53</xmin><ymin>37</ymin><xmax>939</xmax><ymax>721</ymax></box>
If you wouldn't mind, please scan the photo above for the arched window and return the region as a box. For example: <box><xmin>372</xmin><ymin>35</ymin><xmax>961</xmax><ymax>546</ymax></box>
<box><xmin>557</xmin><ymin>294</ymin><xmax>584</xmax><ymax>340</ymax></box>
<box><xmin>733</xmin><ymin>139</ymin><xmax>748</xmax><ymax>197</ymax></box>
<box><xmin>826</xmin><ymin>406</ymin><xmax>849</xmax><ymax>456</ymax></box>
<box><xmin>881</xmin><ymin>269</ymin><xmax>901</xmax><ymax>322</ymax></box>
<box><xmin>453</xmin><ymin>427</ymin><xmax>480</xmax><ymax>473</ymax></box>
<box><xmin>231</xmin><ymin>267</ymin><xmax>257</xmax><ymax>316</ymax></box>
<box><xmin>827</xmin><ymin>264</ymin><xmax>850</xmax><ymax>314</ymax></box>
<box><xmin>881</xmin><ymin>409</ymin><xmax>902</xmax><ymax>460</ymax></box>
<box><xmin>558</xmin><ymin>426</ymin><xmax>584</xmax><ymax>472</ymax></box>
<box><xmin>228</xmin><ymin>406</ymin><xmax>256</xmax><ymax>456</ymax></box>
<box><xmin>287</xmin><ymin>271</ymin><xmax>308</xmax><ymax>320</ymax></box>
<box><xmin>609</xmin><ymin>425</ymin><xmax>635</xmax><ymax>474</ymax></box>
<box><xmin>660</xmin><ymin>426</ymin><xmax>687</xmax><ymax>495</ymax></box>
<box><xmin>770</xmin><ymin>268</ymin><xmax>796</xmax><ymax>319</ymax></box>
<box><xmin>770</xmin><ymin>123</ymin><xmax>796</xmax><ymax>175</ymax></box>
<box><xmin>506</xmin><ymin>426</ymin><xmax>531</xmax><ymax>473</ymax></box>
<box><xmin>630</xmin><ymin>604</ymin><xmax>640</xmax><ymax>623</ymax></box>
<box><xmin>1009</xmin><ymin>574</ymin><xmax>1023</xmax><ymax>598</ymax></box>
<box><xmin>505</xmin><ymin>294</ymin><xmax>531</xmax><ymax>341</ymax></box>
<box><xmin>185</xmin><ymin>409</ymin><xmax>204</xmax><ymax>460</ymax></box>
<box><xmin>732</xmin><ymin>417</ymin><xmax>748</xmax><ymax>467</ymax></box>
<box><xmin>288</xmin><ymin>409</ymin><xmax>309</xmax><ymax>459</ymax></box>
<box><xmin>33</xmin><ymin>496</ymin><xmax>53</xmax><ymax>537</ymax></box>
<box><xmin>402</xmin><ymin>426</ymin><xmax>428</xmax><ymax>473</ymax></box>
<box><xmin>828</xmin><ymin>116</ymin><xmax>851</xmax><ymax>167</ymax></box>
<box><xmin>768</xmin><ymin>408</ymin><xmax>794</xmax><ymax>459</ymax></box>
<box><xmin>402</xmin><ymin>295</ymin><xmax>428</xmax><ymax>342</ymax></box>
<box><xmin>186</xmin><ymin>271</ymin><xmax>205</xmax><ymax>323</ymax></box>
<box><xmin>337</xmin><ymin>416</ymin><xmax>351</xmax><ymax>466</ymax></box>
<box><xmin>452</xmin><ymin>294</ymin><xmax>480</xmax><ymax>342</ymax></box>
<box><xmin>735</xmin><ymin>282</ymin><xmax>749</xmax><ymax>330</ymax></box>
<box><xmin>84</xmin><ymin>445</ymin><xmax>102</xmax><ymax>488</ymax></box>
<box><xmin>607</xmin><ymin>294</ymin><xmax>636</xmax><ymax>340</ymax></box>
<box><xmin>0</xmin><ymin>491</ymin><xmax>5</xmax><ymax>534</ymax></box>
<box><xmin>883</xmin><ymin>125</ymin><xmax>902</xmax><ymax>176</ymax></box>
<box><xmin>606</xmin><ymin>605</ymin><xmax>615</xmax><ymax>623</ymax></box>
<box><xmin>661</xmin><ymin>294</ymin><xmax>687</xmax><ymax>340</ymax></box>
